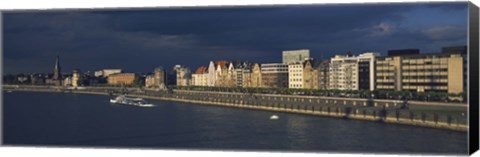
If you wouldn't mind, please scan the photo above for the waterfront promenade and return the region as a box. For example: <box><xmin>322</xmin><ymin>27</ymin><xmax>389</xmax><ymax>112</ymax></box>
<box><xmin>2</xmin><ymin>85</ymin><xmax>468</xmax><ymax>132</ymax></box>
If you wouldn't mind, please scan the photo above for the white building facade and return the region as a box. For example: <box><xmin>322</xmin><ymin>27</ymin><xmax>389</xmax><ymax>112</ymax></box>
<box><xmin>207</xmin><ymin>61</ymin><xmax>216</xmax><ymax>87</ymax></box>
<box><xmin>192</xmin><ymin>73</ymin><xmax>208</xmax><ymax>86</ymax></box>
<box><xmin>288</xmin><ymin>62</ymin><xmax>304</xmax><ymax>89</ymax></box>
<box><xmin>328</xmin><ymin>52</ymin><xmax>379</xmax><ymax>91</ymax></box>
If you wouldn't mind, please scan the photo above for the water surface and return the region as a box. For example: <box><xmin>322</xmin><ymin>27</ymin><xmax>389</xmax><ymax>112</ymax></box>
<box><xmin>3</xmin><ymin>91</ymin><xmax>468</xmax><ymax>154</ymax></box>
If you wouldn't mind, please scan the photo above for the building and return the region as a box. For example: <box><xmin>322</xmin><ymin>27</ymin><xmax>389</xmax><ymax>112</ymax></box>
<box><xmin>206</xmin><ymin>60</ymin><xmax>229</xmax><ymax>87</ymax></box>
<box><xmin>329</xmin><ymin>55</ymin><xmax>359</xmax><ymax>90</ymax></box>
<box><xmin>108</xmin><ymin>73</ymin><xmax>136</xmax><ymax>85</ymax></box>
<box><xmin>282</xmin><ymin>49</ymin><xmax>310</xmax><ymax>64</ymax></box>
<box><xmin>242</xmin><ymin>68</ymin><xmax>252</xmax><ymax>88</ymax></box>
<box><xmin>206</xmin><ymin>61</ymin><xmax>228</xmax><ymax>87</ymax></box>
<box><xmin>376</xmin><ymin>46</ymin><xmax>466</xmax><ymax>94</ymax></box>
<box><xmin>52</xmin><ymin>55</ymin><xmax>62</xmax><ymax>86</ymax></box>
<box><xmin>234</xmin><ymin>62</ymin><xmax>252</xmax><ymax>87</ymax></box>
<box><xmin>145</xmin><ymin>66</ymin><xmax>167</xmax><ymax>88</ymax></box>
<box><xmin>214</xmin><ymin>61</ymin><xmax>229</xmax><ymax>87</ymax></box>
<box><xmin>288</xmin><ymin>61</ymin><xmax>305</xmax><ymax>89</ymax></box>
<box><xmin>191</xmin><ymin>66</ymin><xmax>208</xmax><ymax>86</ymax></box>
<box><xmin>357</xmin><ymin>53</ymin><xmax>378</xmax><ymax>91</ymax></box>
<box><xmin>318</xmin><ymin>60</ymin><xmax>330</xmax><ymax>90</ymax></box>
<box><xmin>207</xmin><ymin>61</ymin><xmax>216</xmax><ymax>87</ymax></box>
<box><xmin>261</xmin><ymin>63</ymin><xmax>288</xmax><ymax>88</ymax></box>
<box><xmin>303</xmin><ymin>59</ymin><xmax>316</xmax><ymax>89</ymax></box>
<box><xmin>328</xmin><ymin>52</ymin><xmax>378</xmax><ymax>91</ymax></box>
<box><xmin>153</xmin><ymin>66</ymin><xmax>167</xmax><ymax>88</ymax></box>
<box><xmin>72</xmin><ymin>69</ymin><xmax>81</xmax><ymax>87</ymax></box>
<box><xmin>174</xmin><ymin>65</ymin><xmax>192</xmax><ymax>86</ymax></box>
<box><xmin>250</xmin><ymin>63</ymin><xmax>262</xmax><ymax>87</ymax></box>
<box><xmin>30</xmin><ymin>73</ymin><xmax>46</xmax><ymax>85</ymax></box>
<box><xmin>145</xmin><ymin>75</ymin><xmax>156</xmax><ymax>87</ymax></box>
<box><xmin>225</xmin><ymin>63</ymin><xmax>237</xmax><ymax>87</ymax></box>
<box><xmin>63</xmin><ymin>76</ymin><xmax>72</xmax><ymax>86</ymax></box>
<box><xmin>94</xmin><ymin>69</ymin><xmax>123</xmax><ymax>77</ymax></box>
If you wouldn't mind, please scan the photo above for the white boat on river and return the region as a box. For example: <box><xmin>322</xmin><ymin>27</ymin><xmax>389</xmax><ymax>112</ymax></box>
<box><xmin>110</xmin><ymin>95</ymin><xmax>155</xmax><ymax>107</ymax></box>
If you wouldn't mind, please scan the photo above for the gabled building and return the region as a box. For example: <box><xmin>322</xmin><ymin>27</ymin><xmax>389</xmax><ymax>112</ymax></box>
<box><xmin>214</xmin><ymin>61</ymin><xmax>229</xmax><ymax>87</ymax></box>
<box><xmin>250</xmin><ymin>63</ymin><xmax>262</xmax><ymax>87</ymax></box>
<box><xmin>192</xmin><ymin>66</ymin><xmax>208</xmax><ymax>86</ymax></box>
<box><xmin>225</xmin><ymin>63</ymin><xmax>237</xmax><ymax>87</ymax></box>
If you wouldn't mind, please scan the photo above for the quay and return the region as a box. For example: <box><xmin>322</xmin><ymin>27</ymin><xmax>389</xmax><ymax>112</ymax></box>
<box><xmin>3</xmin><ymin>85</ymin><xmax>468</xmax><ymax>132</ymax></box>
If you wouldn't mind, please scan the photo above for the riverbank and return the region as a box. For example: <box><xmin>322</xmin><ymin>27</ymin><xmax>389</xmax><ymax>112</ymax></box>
<box><xmin>3</xmin><ymin>85</ymin><xmax>468</xmax><ymax>132</ymax></box>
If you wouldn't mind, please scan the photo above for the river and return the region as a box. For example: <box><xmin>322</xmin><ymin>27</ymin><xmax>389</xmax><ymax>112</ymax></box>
<box><xmin>2</xmin><ymin>91</ymin><xmax>468</xmax><ymax>154</ymax></box>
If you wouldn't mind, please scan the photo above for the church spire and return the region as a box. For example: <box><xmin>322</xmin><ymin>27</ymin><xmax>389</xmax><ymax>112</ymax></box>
<box><xmin>53</xmin><ymin>55</ymin><xmax>61</xmax><ymax>80</ymax></box>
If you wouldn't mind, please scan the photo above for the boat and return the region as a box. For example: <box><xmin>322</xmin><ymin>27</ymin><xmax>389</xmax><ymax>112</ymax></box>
<box><xmin>270</xmin><ymin>115</ymin><xmax>279</xmax><ymax>120</ymax></box>
<box><xmin>110</xmin><ymin>95</ymin><xmax>155</xmax><ymax>107</ymax></box>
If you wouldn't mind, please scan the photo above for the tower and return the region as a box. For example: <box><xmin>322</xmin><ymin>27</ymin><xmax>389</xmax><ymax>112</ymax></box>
<box><xmin>53</xmin><ymin>55</ymin><xmax>62</xmax><ymax>86</ymax></box>
<box><xmin>72</xmin><ymin>69</ymin><xmax>81</xmax><ymax>87</ymax></box>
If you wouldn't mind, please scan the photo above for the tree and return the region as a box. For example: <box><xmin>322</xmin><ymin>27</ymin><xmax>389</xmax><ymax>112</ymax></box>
<box><xmin>132</xmin><ymin>78</ymin><xmax>144</xmax><ymax>87</ymax></box>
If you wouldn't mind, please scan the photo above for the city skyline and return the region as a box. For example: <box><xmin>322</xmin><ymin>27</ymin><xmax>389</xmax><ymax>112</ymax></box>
<box><xmin>3</xmin><ymin>2</ymin><xmax>468</xmax><ymax>74</ymax></box>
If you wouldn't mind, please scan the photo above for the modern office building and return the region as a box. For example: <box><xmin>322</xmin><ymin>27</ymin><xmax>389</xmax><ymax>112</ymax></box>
<box><xmin>376</xmin><ymin>46</ymin><xmax>466</xmax><ymax>94</ymax></box>
<box><xmin>357</xmin><ymin>53</ymin><xmax>379</xmax><ymax>91</ymax></box>
<box><xmin>261</xmin><ymin>63</ymin><xmax>289</xmax><ymax>88</ymax></box>
<box><xmin>282</xmin><ymin>49</ymin><xmax>310</xmax><ymax>64</ymax></box>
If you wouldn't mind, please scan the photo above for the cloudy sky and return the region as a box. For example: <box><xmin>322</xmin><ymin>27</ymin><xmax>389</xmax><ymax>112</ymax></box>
<box><xmin>3</xmin><ymin>2</ymin><xmax>468</xmax><ymax>74</ymax></box>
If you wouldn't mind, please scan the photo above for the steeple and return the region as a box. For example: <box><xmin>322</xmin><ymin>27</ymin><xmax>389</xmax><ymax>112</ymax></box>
<box><xmin>53</xmin><ymin>55</ymin><xmax>61</xmax><ymax>80</ymax></box>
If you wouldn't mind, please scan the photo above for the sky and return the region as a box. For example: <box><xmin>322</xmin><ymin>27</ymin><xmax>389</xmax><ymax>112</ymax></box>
<box><xmin>2</xmin><ymin>2</ymin><xmax>469</xmax><ymax>74</ymax></box>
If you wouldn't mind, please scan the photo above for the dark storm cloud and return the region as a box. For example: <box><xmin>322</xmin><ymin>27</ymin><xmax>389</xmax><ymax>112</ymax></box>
<box><xmin>2</xmin><ymin>2</ymin><xmax>468</xmax><ymax>74</ymax></box>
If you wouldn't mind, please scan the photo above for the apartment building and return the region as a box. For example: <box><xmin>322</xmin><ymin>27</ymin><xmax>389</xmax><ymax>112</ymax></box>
<box><xmin>328</xmin><ymin>52</ymin><xmax>378</xmax><ymax>91</ymax></box>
